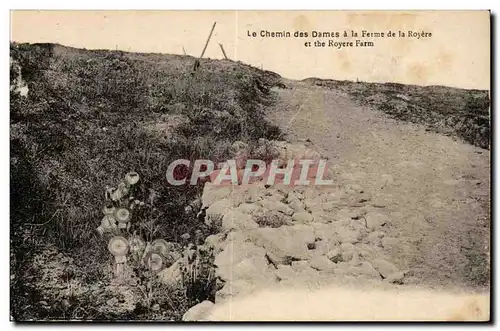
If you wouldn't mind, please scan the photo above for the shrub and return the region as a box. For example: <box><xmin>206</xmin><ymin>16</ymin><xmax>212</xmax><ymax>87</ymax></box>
<box><xmin>10</xmin><ymin>42</ymin><xmax>282</xmax><ymax>320</ymax></box>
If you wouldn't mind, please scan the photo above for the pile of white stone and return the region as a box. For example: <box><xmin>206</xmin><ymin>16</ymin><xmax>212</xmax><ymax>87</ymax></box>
<box><xmin>167</xmin><ymin>140</ymin><xmax>406</xmax><ymax>321</ymax></box>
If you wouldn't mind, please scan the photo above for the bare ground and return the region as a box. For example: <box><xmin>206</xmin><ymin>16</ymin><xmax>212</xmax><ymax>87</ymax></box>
<box><xmin>267</xmin><ymin>80</ymin><xmax>490</xmax><ymax>291</ymax></box>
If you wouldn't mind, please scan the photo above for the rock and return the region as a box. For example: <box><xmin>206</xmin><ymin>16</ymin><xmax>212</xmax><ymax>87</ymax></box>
<box><xmin>327</xmin><ymin>248</ymin><xmax>344</xmax><ymax>263</ymax></box>
<box><xmin>275</xmin><ymin>265</ymin><xmax>295</xmax><ymax>281</ymax></box>
<box><xmin>205</xmin><ymin>199</ymin><xmax>232</xmax><ymax>227</ymax></box>
<box><xmin>222</xmin><ymin>209</ymin><xmax>259</xmax><ymax>232</ymax></box>
<box><xmin>314</xmin><ymin>239</ymin><xmax>337</xmax><ymax>256</ymax></box>
<box><xmin>303</xmin><ymin>197</ymin><xmax>327</xmax><ymax>212</ymax></box>
<box><xmin>216</xmin><ymin>279</ymin><xmax>255</xmax><ymax>303</ymax></box>
<box><xmin>231</xmin><ymin>255</ymin><xmax>273</xmax><ymax>282</ymax></box>
<box><xmin>158</xmin><ymin>260</ymin><xmax>183</xmax><ymax>287</ymax></box>
<box><xmin>308</xmin><ymin>255</ymin><xmax>336</xmax><ymax>272</ymax></box>
<box><xmin>253</xmin><ymin>209</ymin><xmax>292</xmax><ymax>228</ymax></box>
<box><xmin>320</xmin><ymin>190</ymin><xmax>344</xmax><ymax>203</ymax></box>
<box><xmin>204</xmin><ymin>234</ymin><xmax>225</xmax><ymax>254</ymax></box>
<box><xmin>215</xmin><ymin>242</ymin><xmax>267</xmax><ymax>282</ymax></box>
<box><xmin>229</xmin><ymin>195</ymin><xmax>246</xmax><ymax>208</ymax></box>
<box><xmin>311</xmin><ymin>224</ymin><xmax>340</xmax><ymax>255</ymax></box>
<box><xmin>296</xmin><ymin>192</ymin><xmax>306</xmax><ymax>201</ymax></box>
<box><xmin>303</xmin><ymin>188</ymin><xmax>320</xmax><ymax>201</ymax></box>
<box><xmin>354</xmin><ymin>244</ymin><xmax>375</xmax><ymax>260</ymax></box>
<box><xmin>201</xmin><ymin>184</ymin><xmax>232</xmax><ymax>208</ymax></box>
<box><xmin>333</xmin><ymin>262</ymin><xmax>351</xmax><ymax>276</ymax></box>
<box><xmin>290</xmin><ymin>260</ymin><xmax>308</xmax><ymax>270</ymax></box>
<box><xmin>385</xmin><ymin>271</ymin><xmax>405</xmax><ymax>284</ymax></box>
<box><xmin>366</xmin><ymin>231</ymin><xmax>385</xmax><ymax>245</ymax></box>
<box><xmin>267</xmin><ymin>193</ymin><xmax>285</xmax><ymax>202</ymax></box>
<box><xmin>319</xmin><ymin>201</ymin><xmax>340</xmax><ymax>213</ymax></box>
<box><xmin>336</xmin><ymin>218</ymin><xmax>352</xmax><ymax>227</ymax></box>
<box><xmin>286</xmin><ymin>192</ymin><xmax>303</xmax><ymax>203</ymax></box>
<box><xmin>152</xmin><ymin>303</ymin><xmax>160</xmax><ymax>311</ymax></box>
<box><xmin>248</xmin><ymin>225</ymin><xmax>315</xmax><ymax>264</ymax></box>
<box><xmin>287</xmin><ymin>198</ymin><xmax>305</xmax><ymax>212</ymax></box>
<box><xmin>225</xmin><ymin>231</ymin><xmax>247</xmax><ymax>243</ymax></box>
<box><xmin>311</xmin><ymin>211</ymin><xmax>330</xmax><ymax>224</ymax></box>
<box><xmin>339</xmin><ymin>243</ymin><xmax>359</xmax><ymax>262</ymax></box>
<box><xmin>350</xmin><ymin>217</ymin><xmax>368</xmax><ymax>231</ymax></box>
<box><xmin>259</xmin><ymin>200</ymin><xmax>294</xmax><ymax>216</ymax></box>
<box><xmin>291</xmin><ymin>261</ymin><xmax>320</xmax><ymax>277</ymax></box>
<box><xmin>273</xmin><ymin>183</ymin><xmax>293</xmax><ymax>196</ymax></box>
<box><xmin>341</xmin><ymin>250</ymin><xmax>359</xmax><ymax>263</ymax></box>
<box><xmin>354</xmin><ymin>261</ymin><xmax>381</xmax><ymax>278</ymax></box>
<box><xmin>334</xmin><ymin>261</ymin><xmax>380</xmax><ymax>279</ymax></box>
<box><xmin>371</xmin><ymin>259</ymin><xmax>399</xmax><ymax>278</ymax></box>
<box><xmin>292</xmin><ymin>211</ymin><xmax>313</xmax><ymax>224</ymax></box>
<box><xmin>344</xmin><ymin>184</ymin><xmax>364</xmax><ymax>194</ymax></box>
<box><xmin>236</xmin><ymin>203</ymin><xmax>260</xmax><ymax>215</ymax></box>
<box><xmin>365</xmin><ymin>212</ymin><xmax>388</xmax><ymax>230</ymax></box>
<box><xmin>244</xmin><ymin>184</ymin><xmax>266</xmax><ymax>203</ymax></box>
<box><xmin>214</xmin><ymin>240</ymin><xmax>261</xmax><ymax>266</ymax></box>
<box><xmin>312</xmin><ymin>223</ymin><xmax>337</xmax><ymax>241</ymax></box>
<box><xmin>264</xmin><ymin>188</ymin><xmax>284</xmax><ymax>197</ymax></box>
<box><xmin>182</xmin><ymin>300</ymin><xmax>215</xmax><ymax>321</ymax></box>
<box><xmin>381</xmin><ymin>237</ymin><xmax>398</xmax><ymax>249</ymax></box>
<box><xmin>340</xmin><ymin>243</ymin><xmax>356</xmax><ymax>251</ymax></box>
<box><xmin>335</xmin><ymin>225</ymin><xmax>362</xmax><ymax>244</ymax></box>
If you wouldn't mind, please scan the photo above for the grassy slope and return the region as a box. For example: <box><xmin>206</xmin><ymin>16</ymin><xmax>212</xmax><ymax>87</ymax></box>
<box><xmin>10</xmin><ymin>42</ymin><xmax>282</xmax><ymax>320</ymax></box>
<box><xmin>303</xmin><ymin>78</ymin><xmax>490</xmax><ymax>149</ymax></box>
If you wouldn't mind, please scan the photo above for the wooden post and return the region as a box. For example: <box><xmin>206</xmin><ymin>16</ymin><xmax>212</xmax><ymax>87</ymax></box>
<box><xmin>109</xmin><ymin>236</ymin><xmax>130</xmax><ymax>281</ymax></box>
<box><xmin>200</xmin><ymin>22</ymin><xmax>217</xmax><ymax>59</ymax></box>
<box><xmin>115</xmin><ymin>262</ymin><xmax>124</xmax><ymax>279</ymax></box>
<box><xmin>193</xmin><ymin>21</ymin><xmax>217</xmax><ymax>72</ymax></box>
<box><xmin>219</xmin><ymin>43</ymin><xmax>228</xmax><ymax>60</ymax></box>
<box><xmin>182</xmin><ymin>46</ymin><xmax>187</xmax><ymax>55</ymax></box>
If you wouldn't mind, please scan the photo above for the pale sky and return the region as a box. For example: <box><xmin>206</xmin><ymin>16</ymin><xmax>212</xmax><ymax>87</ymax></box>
<box><xmin>11</xmin><ymin>10</ymin><xmax>490</xmax><ymax>90</ymax></box>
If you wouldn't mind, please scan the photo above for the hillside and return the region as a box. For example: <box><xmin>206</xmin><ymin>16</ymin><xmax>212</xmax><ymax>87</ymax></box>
<box><xmin>10</xmin><ymin>42</ymin><xmax>283</xmax><ymax>320</ymax></box>
<box><xmin>10</xmin><ymin>43</ymin><xmax>490</xmax><ymax>321</ymax></box>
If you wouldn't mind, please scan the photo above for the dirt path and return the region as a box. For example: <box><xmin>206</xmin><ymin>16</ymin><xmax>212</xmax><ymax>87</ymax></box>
<box><xmin>267</xmin><ymin>80</ymin><xmax>490</xmax><ymax>291</ymax></box>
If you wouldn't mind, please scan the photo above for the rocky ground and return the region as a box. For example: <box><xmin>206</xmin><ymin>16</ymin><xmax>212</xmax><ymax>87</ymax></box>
<box><xmin>181</xmin><ymin>79</ymin><xmax>490</xmax><ymax>321</ymax></box>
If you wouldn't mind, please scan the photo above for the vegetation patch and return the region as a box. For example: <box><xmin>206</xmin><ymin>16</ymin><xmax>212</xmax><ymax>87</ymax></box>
<box><xmin>304</xmin><ymin>78</ymin><xmax>490</xmax><ymax>149</ymax></box>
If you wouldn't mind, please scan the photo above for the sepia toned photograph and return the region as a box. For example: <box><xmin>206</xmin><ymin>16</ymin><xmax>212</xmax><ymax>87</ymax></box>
<box><xmin>9</xmin><ymin>10</ymin><xmax>491</xmax><ymax>322</ymax></box>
